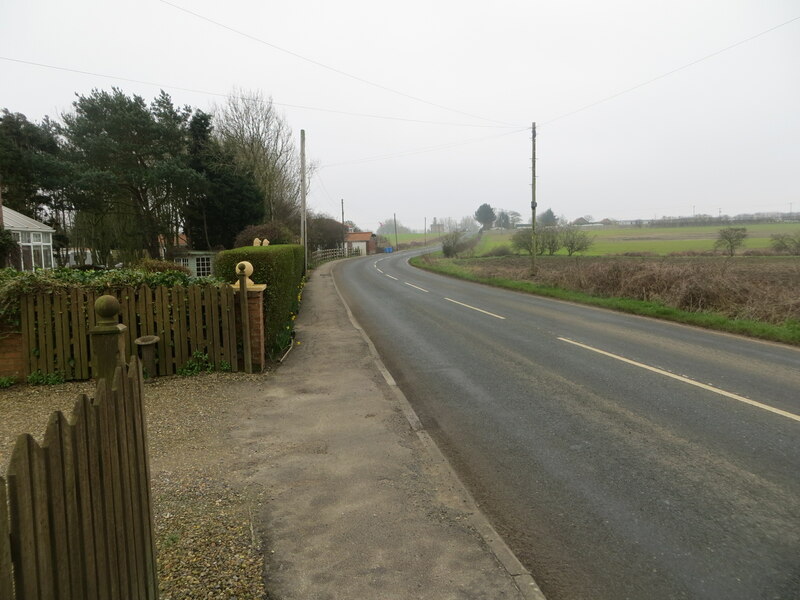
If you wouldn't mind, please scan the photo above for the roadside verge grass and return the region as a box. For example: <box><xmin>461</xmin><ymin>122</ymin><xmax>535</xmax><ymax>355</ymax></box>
<box><xmin>409</xmin><ymin>255</ymin><xmax>800</xmax><ymax>346</ymax></box>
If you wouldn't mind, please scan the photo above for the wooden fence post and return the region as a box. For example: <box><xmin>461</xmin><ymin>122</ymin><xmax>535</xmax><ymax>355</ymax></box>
<box><xmin>90</xmin><ymin>295</ymin><xmax>127</xmax><ymax>385</ymax></box>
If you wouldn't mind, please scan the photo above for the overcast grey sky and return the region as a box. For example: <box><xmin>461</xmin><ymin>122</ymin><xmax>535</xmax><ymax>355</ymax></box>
<box><xmin>2</xmin><ymin>0</ymin><xmax>798</xmax><ymax>232</ymax></box>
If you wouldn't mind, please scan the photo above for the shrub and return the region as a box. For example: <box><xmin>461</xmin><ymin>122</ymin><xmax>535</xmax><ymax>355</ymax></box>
<box><xmin>770</xmin><ymin>232</ymin><xmax>800</xmax><ymax>255</ymax></box>
<box><xmin>538</xmin><ymin>227</ymin><xmax>563</xmax><ymax>256</ymax></box>
<box><xmin>441</xmin><ymin>231</ymin><xmax>464</xmax><ymax>258</ymax></box>
<box><xmin>483</xmin><ymin>244</ymin><xmax>512</xmax><ymax>257</ymax></box>
<box><xmin>0</xmin><ymin>267</ymin><xmax>221</xmax><ymax>326</ymax></box>
<box><xmin>0</xmin><ymin>375</ymin><xmax>16</xmax><ymax>388</ymax></box>
<box><xmin>234</xmin><ymin>222</ymin><xmax>296</xmax><ymax>248</ymax></box>
<box><xmin>27</xmin><ymin>370</ymin><xmax>65</xmax><ymax>385</ymax></box>
<box><xmin>131</xmin><ymin>258</ymin><xmax>190</xmax><ymax>274</ymax></box>
<box><xmin>214</xmin><ymin>245</ymin><xmax>305</xmax><ymax>357</ymax></box>
<box><xmin>511</xmin><ymin>229</ymin><xmax>534</xmax><ymax>255</ymax></box>
<box><xmin>561</xmin><ymin>226</ymin><xmax>594</xmax><ymax>256</ymax></box>
<box><xmin>177</xmin><ymin>351</ymin><xmax>215</xmax><ymax>376</ymax></box>
<box><xmin>714</xmin><ymin>227</ymin><xmax>747</xmax><ymax>256</ymax></box>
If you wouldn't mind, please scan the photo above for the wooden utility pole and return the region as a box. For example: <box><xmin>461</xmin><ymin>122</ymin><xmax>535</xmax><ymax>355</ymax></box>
<box><xmin>393</xmin><ymin>213</ymin><xmax>399</xmax><ymax>251</ymax></box>
<box><xmin>530</xmin><ymin>122</ymin><xmax>537</xmax><ymax>276</ymax></box>
<box><xmin>341</xmin><ymin>198</ymin><xmax>346</xmax><ymax>253</ymax></box>
<box><xmin>300</xmin><ymin>130</ymin><xmax>307</xmax><ymax>271</ymax></box>
<box><xmin>424</xmin><ymin>217</ymin><xmax>427</xmax><ymax>246</ymax></box>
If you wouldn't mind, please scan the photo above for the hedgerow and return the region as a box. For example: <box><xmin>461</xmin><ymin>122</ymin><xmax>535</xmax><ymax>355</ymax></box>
<box><xmin>213</xmin><ymin>244</ymin><xmax>305</xmax><ymax>358</ymax></box>
<box><xmin>0</xmin><ymin>266</ymin><xmax>222</xmax><ymax>326</ymax></box>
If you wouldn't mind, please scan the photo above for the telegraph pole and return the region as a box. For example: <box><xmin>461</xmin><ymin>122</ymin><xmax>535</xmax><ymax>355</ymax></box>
<box><xmin>300</xmin><ymin>130</ymin><xmax>307</xmax><ymax>272</ymax></box>
<box><xmin>424</xmin><ymin>217</ymin><xmax>427</xmax><ymax>246</ymax></box>
<box><xmin>341</xmin><ymin>198</ymin><xmax>346</xmax><ymax>254</ymax></box>
<box><xmin>393</xmin><ymin>213</ymin><xmax>399</xmax><ymax>251</ymax></box>
<box><xmin>530</xmin><ymin>122</ymin><xmax>537</xmax><ymax>276</ymax></box>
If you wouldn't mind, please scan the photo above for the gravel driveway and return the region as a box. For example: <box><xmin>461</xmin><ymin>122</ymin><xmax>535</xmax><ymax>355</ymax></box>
<box><xmin>0</xmin><ymin>371</ymin><xmax>271</xmax><ymax>599</ymax></box>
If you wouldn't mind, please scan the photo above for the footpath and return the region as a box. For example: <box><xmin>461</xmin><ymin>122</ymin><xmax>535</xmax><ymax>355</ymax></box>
<box><xmin>230</xmin><ymin>260</ymin><xmax>546</xmax><ymax>599</ymax></box>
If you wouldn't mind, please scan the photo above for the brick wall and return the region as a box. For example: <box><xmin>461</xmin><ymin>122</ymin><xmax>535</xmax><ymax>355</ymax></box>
<box><xmin>234</xmin><ymin>289</ymin><xmax>265</xmax><ymax>372</ymax></box>
<box><xmin>247</xmin><ymin>289</ymin><xmax>265</xmax><ymax>371</ymax></box>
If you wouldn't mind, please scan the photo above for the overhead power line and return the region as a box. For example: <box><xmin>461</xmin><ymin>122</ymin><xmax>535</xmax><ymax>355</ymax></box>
<box><xmin>0</xmin><ymin>56</ymin><xmax>515</xmax><ymax>128</ymax></box>
<box><xmin>322</xmin><ymin>127</ymin><xmax>529</xmax><ymax>168</ymax></box>
<box><xmin>158</xmin><ymin>0</ymin><xmax>516</xmax><ymax>127</ymax></box>
<box><xmin>542</xmin><ymin>14</ymin><xmax>800</xmax><ymax>126</ymax></box>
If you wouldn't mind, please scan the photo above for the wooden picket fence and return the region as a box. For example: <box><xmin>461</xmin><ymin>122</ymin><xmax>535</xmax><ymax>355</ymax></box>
<box><xmin>0</xmin><ymin>357</ymin><xmax>158</xmax><ymax>599</ymax></box>
<box><xmin>20</xmin><ymin>284</ymin><xmax>239</xmax><ymax>380</ymax></box>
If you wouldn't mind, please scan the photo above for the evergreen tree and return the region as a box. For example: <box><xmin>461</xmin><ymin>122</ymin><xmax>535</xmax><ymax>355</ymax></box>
<box><xmin>185</xmin><ymin>111</ymin><xmax>263</xmax><ymax>249</ymax></box>
<box><xmin>474</xmin><ymin>203</ymin><xmax>496</xmax><ymax>230</ymax></box>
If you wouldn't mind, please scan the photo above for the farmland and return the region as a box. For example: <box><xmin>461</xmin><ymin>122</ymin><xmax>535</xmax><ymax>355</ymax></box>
<box><xmin>472</xmin><ymin>223</ymin><xmax>798</xmax><ymax>256</ymax></box>
<box><xmin>410</xmin><ymin>223</ymin><xmax>800</xmax><ymax>344</ymax></box>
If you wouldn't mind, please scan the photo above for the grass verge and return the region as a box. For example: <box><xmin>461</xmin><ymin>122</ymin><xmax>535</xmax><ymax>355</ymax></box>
<box><xmin>409</xmin><ymin>255</ymin><xmax>800</xmax><ymax>346</ymax></box>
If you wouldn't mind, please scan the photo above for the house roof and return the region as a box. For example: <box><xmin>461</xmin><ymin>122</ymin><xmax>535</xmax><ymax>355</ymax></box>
<box><xmin>345</xmin><ymin>232</ymin><xmax>374</xmax><ymax>242</ymax></box>
<box><xmin>2</xmin><ymin>206</ymin><xmax>55</xmax><ymax>233</ymax></box>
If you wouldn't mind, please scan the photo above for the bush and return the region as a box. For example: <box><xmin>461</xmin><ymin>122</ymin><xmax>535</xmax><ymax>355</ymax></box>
<box><xmin>0</xmin><ymin>266</ymin><xmax>221</xmax><ymax>326</ymax></box>
<box><xmin>234</xmin><ymin>222</ymin><xmax>296</xmax><ymax>248</ymax></box>
<box><xmin>131</xmin><ymin>258</ymin><xmax>190</xmax><ymax>274</ymax></box>
<box><xmin>483</xmin><ymin>244</ymin><xmax>512</xmax><ymax>257</ymax></box>
<box><xmin>27</xmin><ymin>370</ymin><xmax>65</xmax><ymax>386</ymax></box>
<box><xmin>0</xmin><ymin>375</ymin><xmax>16</xmax><ymax>388</ymax></box>
<box><xmin>177</xmin><ymin>351</ymin><xmax>215</xmax><ymax>376</ymax></box>
<box><xmin>441</xmin><ymin>231</ymin><xmax>464</xmax><ymax>258</ymax></box>
<box><xmin>714</xmin><ymin>227</ymin><xmax>747</xmax><ymax>256</ymax></box>
<box><xmin>214</xmin><ymin>245</ymin><xmax>305</xmax><ymax>357</ymax></box>
<box><xmin>770</xmin><ymin>232</ymin><xmax>800</xmax><ymax>255</ymax></box>
<box><xmin>561</xmin><ymin>226</ymin><xmax>594</xmax><ymax>256</ymax></box>
<box><xmin>511</xmin><ymin>229</ymin><xmax>534</xmax><ymax>255</ymax></box>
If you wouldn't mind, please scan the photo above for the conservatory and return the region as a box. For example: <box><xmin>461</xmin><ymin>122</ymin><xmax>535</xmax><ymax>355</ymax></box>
<box><xmin>2</xmin><ymin>206</ymin><xmax>55</xmax><ymax>270</ymax></box>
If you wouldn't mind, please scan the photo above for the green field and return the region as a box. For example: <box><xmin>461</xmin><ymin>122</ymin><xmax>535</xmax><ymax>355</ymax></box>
<box><xmin>472</xmin><ymin>223</ymin><xmax>798</xmax><ymax>256</ymax></box>
<box><xmin>380</xmin><ymin>232</ymin><xmax>445</xmax><ymax>246</ymax></box>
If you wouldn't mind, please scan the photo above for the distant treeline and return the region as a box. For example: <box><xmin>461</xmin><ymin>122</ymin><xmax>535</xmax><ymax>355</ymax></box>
<box><xmin>619</xmin><ymin>214</ymin><xmax>798</xmax><ymax>228</ymax></box>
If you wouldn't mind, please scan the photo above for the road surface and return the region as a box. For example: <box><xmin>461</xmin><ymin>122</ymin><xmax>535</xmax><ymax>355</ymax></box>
<box><xmin>332</xmin><ymin>250</ymin><xmax>800</xmax><ymax>600</ymax></box>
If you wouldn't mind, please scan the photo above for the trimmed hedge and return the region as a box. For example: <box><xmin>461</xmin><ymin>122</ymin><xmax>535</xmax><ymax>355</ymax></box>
<box><xmin>213</xmin><ymin>245</ymin><xmax>305</xmax><ymax>357</ymax></box>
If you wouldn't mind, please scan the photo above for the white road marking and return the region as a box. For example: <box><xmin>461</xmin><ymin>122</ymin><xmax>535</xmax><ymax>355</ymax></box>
<box><xmin>377</xmin><ymin>268</ymin><xmax>384</xmax><ymax>274</ymax></box>
<box><xmin>404</xmin><ymin>282</ymin><xmax>429</xmax><ymax>293</ymax></box>
<box><xmin>558</xmin><ymin>337</ymin><xmax>800</xmax><ymax>423</ymax></box>
<box><xmin>386</xmin><ymin>274</ymin><xmax>398</xmax><ymax>280</ymax></box>
<box><xmin>445</xmin><ymin>298</ymin><xmax>506</xmax><ymax>320</ymax></box>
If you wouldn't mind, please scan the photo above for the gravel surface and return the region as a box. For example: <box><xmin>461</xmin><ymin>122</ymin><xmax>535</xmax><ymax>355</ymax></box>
<box><xmin>0</xmin><ymin>371</ymin><xmax>271</xmax><ymax>599</ymax></box>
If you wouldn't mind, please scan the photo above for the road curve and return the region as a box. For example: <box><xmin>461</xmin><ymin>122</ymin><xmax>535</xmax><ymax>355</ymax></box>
<box><xmin>332</xmin><ymin>250</ymin><xmax>800</xmax><ymax>600</ymax></box>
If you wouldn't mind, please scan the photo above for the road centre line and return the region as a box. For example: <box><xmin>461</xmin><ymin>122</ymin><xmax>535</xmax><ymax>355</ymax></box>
<box><xmin>386</xmin><ymin>274</ymin><xmax>398</xmax><ymax>280</ymax></box>
<box><xmin>445</xmin><ymin>298</ymin><xmax>506</xmax><ymax>320</ymax></box>
<box><xmin>376</xmin><ymin>268</ymin><xmax>384</xmax><ymax>273</ymax></box>
<box><xmin>404</xmin><ymin>282</ymin><xmax>429</xmax><ymax>293</ymax></box>
<box><xmin>558</xmin><ymin>337</ymin><xmax>800</xmax><ymax>424</ymax></box>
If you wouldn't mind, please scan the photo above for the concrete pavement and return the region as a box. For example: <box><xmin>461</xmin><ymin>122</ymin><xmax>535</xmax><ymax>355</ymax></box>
<box><xmin>230</xmin><ymin>259</ymin><xmax>544</xmax><ymax>599</ymax></box>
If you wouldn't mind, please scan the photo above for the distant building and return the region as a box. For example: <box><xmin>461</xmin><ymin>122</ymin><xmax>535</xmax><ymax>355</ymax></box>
<box><xmin>345</xmin><ymin>232</ymin><xmax>377</xmax><ymax>256</ymax></box>
<box><xmin>172</xmin><ymin>250</ymin><xmax>216</xmax><ymax>277</ymax></box>
<box><xmin>2</xmin><ymin>206</ymin><xmax>55</xmax><ymax>271</ymax></box>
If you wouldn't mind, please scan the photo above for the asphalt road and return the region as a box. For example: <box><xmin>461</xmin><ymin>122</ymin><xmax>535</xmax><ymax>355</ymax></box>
<box><xmin>332</xmin><ymin>250</ymin><xmax>800</xmax><ymax>600</ymax></box>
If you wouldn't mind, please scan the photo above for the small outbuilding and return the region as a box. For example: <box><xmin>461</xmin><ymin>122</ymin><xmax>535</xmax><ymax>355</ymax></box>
<box><xmin>345</xmin><ymin>232</ymin><xmax>377</xmax><ymax>256</ymax></box>
<box><xmin>2</xmin><ymin>206</ymin><xmax>55</xmax><ymax>270</ymax></box>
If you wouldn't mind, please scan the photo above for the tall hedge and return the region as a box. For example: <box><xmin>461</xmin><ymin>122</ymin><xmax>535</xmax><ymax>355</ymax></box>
<box><xmin>213</xmin><ymin>245</ymin><xmax>305</xmax><ymax>357</ymax></box>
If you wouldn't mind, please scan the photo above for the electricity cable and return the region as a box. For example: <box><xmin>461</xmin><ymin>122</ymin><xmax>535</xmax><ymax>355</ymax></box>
<box><xmin>158</xmin><ymin>0</ymin><xmax>516</xmax><ymax>127</ymax></box>
<box><xmin>541</xmin><ymin>14</ymin><xmax>800</xmax><ymax>126</ymax></box>
<box><xmin>0</xmin><ymin>56</ymin><xmax>516</xmax><ymax>129</ymax></box>
<box><xmin>321</xmin><ymin>127</ymin><xmax>529</xmax><ymax>168</ymax></box>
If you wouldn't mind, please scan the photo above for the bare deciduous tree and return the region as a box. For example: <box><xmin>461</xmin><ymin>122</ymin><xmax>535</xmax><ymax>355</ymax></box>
<box><xmin>214</xmin><ymin>89</ymin><xmax>306</xmax><ymax>225</ymax></box>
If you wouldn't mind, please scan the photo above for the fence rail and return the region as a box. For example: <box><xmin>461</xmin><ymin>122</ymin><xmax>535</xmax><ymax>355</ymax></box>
<box><xmin>0</xmin><ymin>356</ymin><xmax>158</xmax><ymax>599</ymax></box>
<box><xmin>310</xmin><ymin>247</ymin><xmax>360</xmax><ymax>265</ymax></box>
<box><xmin>20</xmin><ymin>284</ymin><xmax>239</xmax><ymax>380</ymax></box>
